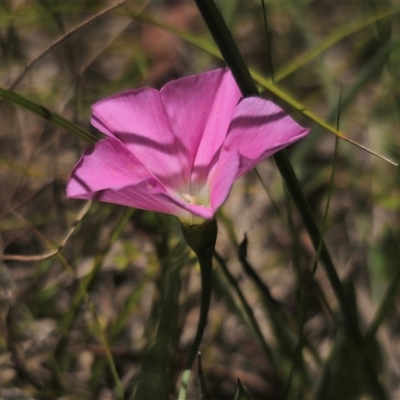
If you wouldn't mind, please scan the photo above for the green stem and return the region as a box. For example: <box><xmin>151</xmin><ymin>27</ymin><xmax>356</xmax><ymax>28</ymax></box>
<box><xmin>179</xmin><ymin>219</ymin><xmax>217</xmax><ymax>398</ymax></box>
<box><xmin>184</xmin><ymin>249</ymin><xmax>213</xmax><ymax>371</ymax></box>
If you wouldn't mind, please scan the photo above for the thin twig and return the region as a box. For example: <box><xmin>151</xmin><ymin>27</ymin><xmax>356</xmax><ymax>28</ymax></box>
<box><xmin>1</xmin><ymin>201</ymin><xmax>92</xmax><ymax>262</ymax></box>
<box><xmin>0</xmin><ymin>1</ymin><xmax>126</xmax><ymax>104</ymax></box>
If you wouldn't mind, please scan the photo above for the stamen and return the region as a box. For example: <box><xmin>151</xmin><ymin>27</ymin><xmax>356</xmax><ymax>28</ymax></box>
<box><xmin>182</xmin><ymin>193</ymin><xmax>196</xmax><ymax>205</ymax></box>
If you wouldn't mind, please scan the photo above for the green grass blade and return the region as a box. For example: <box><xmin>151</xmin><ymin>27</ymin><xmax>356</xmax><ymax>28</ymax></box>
<box><xmin>234</xmin><ymin>379</ymin><xmax>254</xmax><ymax>400</ymax></box>
<box><xmin>213</xmin><ymin>251</ymin><xmax>285</xmax><ymax>393</ymax></box>
<box><xmin>275</xmin><ymin>8</ymin><xmax>399</xmax><ymax>82</ymax></box>
<box><xmin>194</xmin><ymin>2</ymin><xmax>387</xmax><ymax>397</ymax></box>
<box><xmin>11</xmin><ymin>203</ymin><xmax>126</xmax><ymax>397</ymax></box>
<box><xmin>54</xmin><ymin>207</ymin><xmax>133</xmax><ymax>362</ymax></box>
<box><xmin>252</xmin><ymin>70</ymin><xmax>396</xmax><ymax>165</ymax></box>
<box><xmin>322</xmin><ymin>38</ymin><xmax>400</xmax><ymax>129</ymax></box>
<box><xmin>131</xmin><ymin>11</ymin><xmax>396</xmax><ymax>165</ymax></box>
<box><xmin>194</xmin><ymin>0</ymin><xmax>349</xmax><ymax>336</ymax></box>
<box><xmin>285</xmin><ymin>129</ymin><xmax>340</xmax><ymax>397</ymax></box>
<box><xmin>0</xmin><ymin>86</ymin><xmax>98</xmax><ymax>144</ymax></box>
<box><xmin>238</xmin><ymin>236</ymin><xmax>311</xmax><ymax>392</ymax></box>
<box><xmin>86</xmin><ymin>301</ymin><xmax>125</xmax><ymax>399</ymax></box>
<box><xmin>364</xmin><ymin>267</ymin><xmax>400</xmax><ymax>348</ymax></box>
<box><xmin>129</xmin><ymin>240</ymin><xmax>187</xmax><ymax>400</ymax></box>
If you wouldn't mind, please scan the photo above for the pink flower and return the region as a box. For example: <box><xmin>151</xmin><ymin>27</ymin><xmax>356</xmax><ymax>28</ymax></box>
<box><xmin>67</xmin><ymin>69</ymin><xmax>309</xmax><ymax>223</ymax></box>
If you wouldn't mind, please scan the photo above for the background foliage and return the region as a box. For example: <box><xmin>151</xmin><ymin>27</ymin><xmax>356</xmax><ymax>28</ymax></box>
<box><xmin>1</xmin><ymin>0</ymin><xmax>400</xmax><ymax>399</ymax></box>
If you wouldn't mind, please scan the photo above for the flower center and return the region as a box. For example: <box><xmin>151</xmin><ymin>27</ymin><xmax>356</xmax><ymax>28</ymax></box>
<box><xmin>182</xmin><ymin>193</ymin><xmax>196</xmax><ymax>205</ymax></box>
<box><xmin>178</xmin><ymin>182</ymin><xmax>209</xmax><ymax>210</ymax></box>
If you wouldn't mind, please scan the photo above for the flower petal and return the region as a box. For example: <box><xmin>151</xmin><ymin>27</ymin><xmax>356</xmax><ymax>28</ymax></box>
<box><xmin>221</xmin><ymin>97</ymin><xmax>310</xmax><ymax>178</ymax></box>
<box><xmin>67</xmin><ymin>138</ymin><xmax>183</xmax><ymax>215</ymax></box>
<box><xmin>160</xmin><ymin>68</ymin><xmax>242</xmax><ymax>184</ymax></box>
<box><xmin>209</xmin><ymin>153</ymin><xmax>241</xmax><ymax>212</ymax></box>
<box><xmin>90</xmin><ymin>88</ymin><xmax>187</xmax><ymax>191</ymax></box>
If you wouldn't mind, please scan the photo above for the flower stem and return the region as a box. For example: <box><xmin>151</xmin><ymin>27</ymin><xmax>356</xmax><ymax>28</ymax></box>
<box><xmin>185</xmin><ymin>245</ymin><xmax>213</xmax><ymax>371</ymax></box>
<box><xmin>179</xmin><ymin>219</ymin><xmax>217</xmax><ymax>397</ymax></box>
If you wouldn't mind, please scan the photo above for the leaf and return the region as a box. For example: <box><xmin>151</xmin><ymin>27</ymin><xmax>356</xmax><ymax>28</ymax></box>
<box><xmin>128</xmin><ymin>235</ymin><xmax>188</xmax><ymax>400</ymax></box>
<box><xmin>0</xmin><ymin>86</ymin><xmax>98</xmax><ymax>144</ymax></box>
<box><xmin>314</xmin><ymin>281</ymin><xmax>384</xmax><ymax>400</ymax></box>
<box><xmin>234</xmin><ymin>379</ymin><xmax>254</xmax><ymax>400</ymax></box>
<box><xmin>194</xmin><ymin>2</ymin><xmax>388</xmax><ymax>399</ymax></box>
<box><xmin>213</xmin><ymin>252</ymin><xmax>285</xmax><ymax>392</ymax></box>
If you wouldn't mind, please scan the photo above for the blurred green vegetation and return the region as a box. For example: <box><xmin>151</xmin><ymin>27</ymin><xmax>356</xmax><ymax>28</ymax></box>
<box><xmin>1</xmin><ymin>0</ymin><xmax>400</xmax><ymax>399</ymax></box>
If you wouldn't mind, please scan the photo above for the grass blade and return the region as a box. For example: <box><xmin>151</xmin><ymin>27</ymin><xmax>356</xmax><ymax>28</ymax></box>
<box><xmin>194</xmin><ymin>1</ymin><xmax>387</xmax><ymax>397</ymax></box>
<box><xmin>131</xmin><ymin>10</ymin><xmax>396</xmax><ymax>165</ymax></box>
<box><xmin>0</xmin><ymin>86</ymin><xmax>98</xmax><ymax>144</ymax></box>
<box><xmin>275</xmin><ymin>8</ymin><xmax>399</xmax><ymax>82</ymax></box>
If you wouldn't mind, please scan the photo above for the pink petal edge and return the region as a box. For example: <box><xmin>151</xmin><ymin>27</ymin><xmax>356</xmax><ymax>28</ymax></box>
<box><xmin>67</xmin><ymin>138</ymin><xmax>180</xmax><ymax>215</ymax></box>
<box><xmin>67</xmin><ymin>138</ymin><xmax>218</xmax><ymax>220</ymax></box>
<box><xmin>90</xmin><ymin>88</ymin><xmax>187</xmax><ymax>191</ymax></box>
<box><xmin>222</xmin><ymin>96</ymin><xmax>310</xmax><ymax>179</ymax></box>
